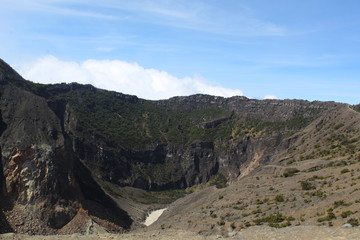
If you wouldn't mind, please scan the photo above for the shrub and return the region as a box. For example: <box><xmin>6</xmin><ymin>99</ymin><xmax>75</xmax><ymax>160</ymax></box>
<box><xmin>283</xmin><ymin>168</ymin><xmax>300</xmax><ymax>177</ymax></box>
<box><xmin>287</xmin><ymin>216</ymin><xmax>295</xmax><ymax>221</ymax></box>
<box><xmin>341</xmin><ymin>168</ymin><xmax>350</xmax><ymax>174</ymax></box>
<box><xmin>209</xmin><ymin>173</ymin><xmax>228</xmax><ymax>189</ymax></box>
<box><xmin>341</xmin><ymin>210</ymin><xmax>354</xmax><ymax>218</ymax></box>
<box><xmin>217</xmin><ymin>220</ymin><xmax>225</xmax><ymax>226</ymax></box>
<box><xmin>300</xmin><ymin>180</ymin><xmax>316</xmax><ymax>190</ymax></box>
<box><xmin>308</xmin><ymin>190</ymin><xmax>327</xmax><ymax>199</ymax></box>
<box><xmin>334</xmin><ymin>200</ymin><xmax>351</xmax><ymax>208</ymax></box>
<box><xmin>347</xmin><ymin>218</ymin><xmax>359</xmax><ymax>227</ymax></box>
<box><xmin>275</xmin><ymin>194</ymin><xmax>285</xmax><ymax>203</ymax></box>
<box><xmin>252</xmin><ymin>208</ymin><xmax>262</xmax><ymax>214</ymax></box>
<box><xmin>253</xmin><ymin>213</ymin><xmax>287</xmax><ymax>227</ymax></box>
<box><xmin>317</xmin><ymin>209</ymin><xmax>336</xmax><ymax>222</ymax></box>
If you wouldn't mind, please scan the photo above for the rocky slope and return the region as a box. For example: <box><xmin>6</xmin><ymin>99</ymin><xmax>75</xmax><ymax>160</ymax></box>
<box><xmin>0</xmin><ymin>58</ymin><xmax>357</xmax><ymax>235</ymax></box>
<box><xmin>149</xmin><ymin>104</ymin><xmax>360</xmax><ymax>235</ymax></box>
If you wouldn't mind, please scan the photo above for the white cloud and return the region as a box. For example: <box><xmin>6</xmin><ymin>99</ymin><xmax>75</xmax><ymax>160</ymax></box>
<box><xmin>264</xmin><ymin>94</ymin><xmax>279</xmax><ymax>100</ymax></box>
<box><xmin>19</xmin><ymin>55</ymin><xmax>243</xmax><ymax>100</ymax></box>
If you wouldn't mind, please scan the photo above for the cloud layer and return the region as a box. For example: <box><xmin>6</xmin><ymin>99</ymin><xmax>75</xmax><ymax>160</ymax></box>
<box><xmin>264</xmin><ymin>94</ymin><xmax>279</xmax><ymax>100</ymax></box>
<box><xmin>19</xmin><ymin>55</ymin><xmax>243</xmax><ymax>100</ymax></box>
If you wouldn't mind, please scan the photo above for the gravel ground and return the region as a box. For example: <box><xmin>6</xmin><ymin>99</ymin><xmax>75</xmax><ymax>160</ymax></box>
<box><xmin>1</xmin><ymin>226</ymin><xmax>360</xmax><ymax>240</ymax></box>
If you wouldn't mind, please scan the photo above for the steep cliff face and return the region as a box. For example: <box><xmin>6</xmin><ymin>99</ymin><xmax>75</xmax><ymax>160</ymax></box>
<box><xmin>71</xmin><ymin>140</ymin><xmax>219</xmax><ymax>190</ymax></box>
<box><xmin>70</xmin><ymin>97</ymin><xmax>336</xmax><ymax>190</ymax></box>
<box><xmin>0</xmin><ymin>60</ymin><xmax>132</xmax><ymax>234</ymax></box>
<box><xmin>0</xmin><ymin>84</ymin><xmax>75</xmax><ymax>233</ymax></box>
<box><xmin>56</xmin><ymin>88</ymin><xmax>337</xmax><ymax>190</ymax></box>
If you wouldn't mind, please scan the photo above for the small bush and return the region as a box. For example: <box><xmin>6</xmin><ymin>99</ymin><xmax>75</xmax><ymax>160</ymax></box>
<box><xmin>341</xmin><ymin>168</ymin><xmax>350</xmax><ymax>174</ymax></box>
<box><xmin>317</xmin><ymin>209</ymin><xmax>336</xmax><ymax>222</ymax></box>
<box><xmin>275</xmin><ymin>194</ymin><xmax>285</xmax><ymax>203</ymax></box>
<box><xmin>209</xmin><ymin>173</ymin><xmax>228</xmax><ymax>189</ymax></box>
<box><xmin>334</xmin><ymin>200</ymin><xmax>350</xmax><ymax>208</ymax></box>
<box><xmin>252</xmin><ymin>208</ymin><xmax>262</xmax><ymax>214</ymax></box>
<box><xmin>253</xmin><ymin>213</ymin><xmax>287</xmax><ymax>227</ymax></box>
<box><xmin>217</xmin><ymin>220</ymin><xmax>225</xmax><ymax>226</ymax></box>
<box><xmin>341</xmin><ymin>210</ymin><xmax>354</xmax><ymax>218</ymax></box>
<box><xmin>287</xmin><ymin>216</ymin><xmax>295</xmax><ymax>221</ymax></box>
<box><xmin>283</xmin><ymin>168</ymin><xmax>300</xmax><ymax>177</ymax></box>
<box><xmin>347</xmin><ymin>218</ymin><xmax>359</xmax><ymax>227</ymax></box>
<box><xmin>300</xmin><ymin>180</ymin><xmax>316</xmax><ymax>190</ymax></box>
<box><xmin>307</xmin><ymin>190</ymin><xmax>327</xmax><ymax>199</ymax></box>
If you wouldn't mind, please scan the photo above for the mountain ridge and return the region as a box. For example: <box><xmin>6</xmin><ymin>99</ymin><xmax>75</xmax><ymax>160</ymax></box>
<box><xmin>0</xmin><ymin>58</ymin><xmax>359</xmax><ymax>235</ymax></box>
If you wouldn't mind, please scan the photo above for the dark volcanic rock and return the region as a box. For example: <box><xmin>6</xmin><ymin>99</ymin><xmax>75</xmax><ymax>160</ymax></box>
<box><xmin>0</xmin><ymin>60</ymin><xmax>132</xmax><ymax>234</ymax></box>
<box><xmin>71</xmin><ymin>141</ymin><xmax>218</xmax><ymax>190</ymax></box>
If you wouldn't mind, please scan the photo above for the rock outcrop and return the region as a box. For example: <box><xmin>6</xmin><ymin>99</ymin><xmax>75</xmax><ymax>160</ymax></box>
<box><xmin>0</xmin><ymin>60</ymin><xmax>132</xmax><ymax>234</ymax></box>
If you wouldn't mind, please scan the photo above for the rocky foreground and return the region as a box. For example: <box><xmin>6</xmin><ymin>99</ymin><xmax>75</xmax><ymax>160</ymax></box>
<box><xmin>1</xmin><ymin>226</ymin><xmax>360</xmax><ymax>240</ymax></box>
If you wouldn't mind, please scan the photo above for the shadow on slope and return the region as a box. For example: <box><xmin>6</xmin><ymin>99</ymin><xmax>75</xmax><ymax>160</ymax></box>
<box><xmin>74</xmin><ymin>158</ymin><xmax>133</xmax><ymax>231</ymax></box>
<box><xmin>0</xmin><ymin>153</ymin><xmax>13</xmax><ymax>234</ymax></box>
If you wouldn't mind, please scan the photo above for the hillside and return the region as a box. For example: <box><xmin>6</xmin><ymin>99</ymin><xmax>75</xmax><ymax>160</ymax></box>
<box><xmin>149</xmin><ymin>104</ymin><xmax>360</xmax><ymax>236</ymax></box>
<box><xmin>0</xmin><ymin>58</ymin><xmax>359</xmax><ymax>237</ymax></box>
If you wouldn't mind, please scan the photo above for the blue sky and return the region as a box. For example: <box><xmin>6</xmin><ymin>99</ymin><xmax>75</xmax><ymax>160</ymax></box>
<box><xmin>1</xmin><ymin>0</ymin><xmax>360</xmax><ymax>103</ymax></box>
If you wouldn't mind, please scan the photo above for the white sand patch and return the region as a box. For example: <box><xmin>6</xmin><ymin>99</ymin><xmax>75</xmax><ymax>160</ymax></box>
<box><xmin>144</xmin><ymin>208</ymin><xmax>167</xmax><ymax>226</ymax></box>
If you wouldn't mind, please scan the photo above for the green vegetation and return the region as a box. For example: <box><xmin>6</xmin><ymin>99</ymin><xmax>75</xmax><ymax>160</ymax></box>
<box><xmin>347</xmin><ymin>218</ymin><xmax>359</xmax><ymax>226</ymax></box>
<box><xmin>252</xmin><ymin>208</ymin><xmax>262</xmax><ymax>214</ymax></box>
<box><xmin>136</xmin><ymin>189</ymin><xmax>187</xmax><ymax>204</ymax></box>
<box><xmin>253</xmin><ymin>213</ymin><xmax>293</xmax><ymax>228</ymax></box>
<box><xmin>341</xmin><ymin>210</ymin><xmax>354</xmax><ymax>218</ymax></box>
<box><xmin>322</xmin><ymin>134</ymin><xmax>358</xmax><ymax>158</ymax></box>
<box><xmin>334</xmin><ymin>200</ymin><xmax>351</xmax><ymax>208</ymax></box>
<box><xmin>305</xmin><ymin>190</ymin><xmax>327</xmax><ymax>199</ymax></box>
<box><xmin>351</xmin><ymin>105</ymin><xmax>360</xmax><ymax>113</ymax></box>
<box><xmin>300</xmin><ymin>180</ymin><xmax>316</xmax><ymax>190</ymax></box>
<box><xmin>275</xmin><ymin>194</ymin><xmax>285</xmax><ymax>203</ymax></box>
<box><xmin>282</xmin><ymin>168</ymin><xmax>300</xmax><ymax>177</ymax></box>
<box><xmin>143</xmin><ymin>162</ymin><xmax>182</xmax><ymax>182</ymax></box>
<box><xmin>209</xmin><ymin>173</ymin><xmax>228</xmax><ymax>189</ymax></box>
<box><xmin>7</xmin><ymin>78</ymin><xmax>319</xmax><ymax>150</ymax></box>
<box><xmin>217</xmin><ymin>220</ymin><xmax>225</xmax><ymax>226</ymax></box>
<box><xmin>317</xmin><ymin>208</ymin><xmax>336</xmax><ymax>222</ymax></box>
<box><xmin>99</xmin><ymin>178</ymin><xmax>186</xmax><ymax>204</ymax></box>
